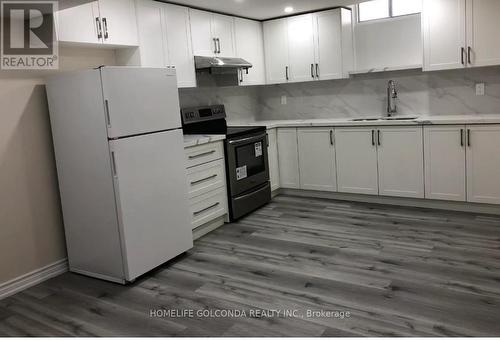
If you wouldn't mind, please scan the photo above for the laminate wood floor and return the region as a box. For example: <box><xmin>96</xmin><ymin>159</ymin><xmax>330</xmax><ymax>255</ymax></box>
<box><xmin>1</xmin><ymin>195</ymin><xmax>500</xmax><ymax>336</ymax></box>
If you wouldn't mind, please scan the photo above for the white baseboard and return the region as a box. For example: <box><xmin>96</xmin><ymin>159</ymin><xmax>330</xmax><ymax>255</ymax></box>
<box><xmin>0</xmin><ymin>259</ymin><xmax>68</xmax><ymax>300</ymax></box>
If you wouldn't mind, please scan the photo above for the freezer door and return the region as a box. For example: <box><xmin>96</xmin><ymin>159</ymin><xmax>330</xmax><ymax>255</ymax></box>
<box><xmin>109</xmin><ymin>129</ymin><xmax>193</xmax><ymax>280</ymax></box>
<box><xmin>101</xmin><ymin>67</ymin><xmax>182</xmax><ymax>139</ymax></box>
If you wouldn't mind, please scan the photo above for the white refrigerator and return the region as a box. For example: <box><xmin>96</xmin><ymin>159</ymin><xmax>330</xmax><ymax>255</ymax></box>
<box><xmin>46</xmin><ymin>67</ymin><xmax>193</xmax><ymax>283</ymax></box>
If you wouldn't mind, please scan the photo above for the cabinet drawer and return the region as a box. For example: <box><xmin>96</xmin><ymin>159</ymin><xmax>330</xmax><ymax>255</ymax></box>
<box><xmin>185</xmin><ymin>142</ymin><xmax>224</xmax><ymax>168</ymax></box>
<box><xmin>187</xmin><ymin>159</ymin><xmax>225</xmax><ymax>198</ymax></box>
<box><xmin>190</xmin><ymin>188</ymin><xmax>228</xmax><ymax>229</ymax></box>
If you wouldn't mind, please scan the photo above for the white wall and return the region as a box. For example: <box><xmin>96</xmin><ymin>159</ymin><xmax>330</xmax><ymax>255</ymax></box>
<box><xmin>354</xmin><ymin>14</ymin><xmax>422</xmax><ymax>71</ymax></box>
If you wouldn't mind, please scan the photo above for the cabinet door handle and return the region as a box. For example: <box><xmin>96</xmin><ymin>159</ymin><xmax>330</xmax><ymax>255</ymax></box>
<box><xmin>468</xmin><ymin>46</ymin><xmax>472</xmax><ymax>64</ymax></box>
<box><xmin>311</xmin><ymin>64</ymin><xmax>314</xmax><ymax>78</ymax></box>
<box><xmin>316</xmin><ymin>63</ymin><xmax>319</xmax><ymax>78</ymax></box>
<box><xmin>285</xmin><ymin>66</ymin><xmax>289</xmax><ymax>81</ymax></box>
<box><xmin>461</xmin><ymin>47</ymin><xmax>465</xmax><ymax>65</ymax></box>
<box><xmin>330</xmin><ymin>130</ymin><xmax>334</xmax><ymax>146</ymax></box>
<box><xmin>216</xmin><ymin>38</ymin><xmax>221</xmax><ymax>54</ymax></box>
<box><xmin>95</xmin><ymin>17</ymin><xmax>102</xmax><ymax>39</ymax></box>
<box><xmin>190</xmin><ymin>174</ymin><xmax>217</xmax><ymax>186</ymax></box>
<box><xmin>377</xmin><ymin>130</ymin><xmax>381</xmax><ymax>146</ymax></box>
<box><xmin>102</xmin><ymin>17</ymin><xmax>109</xmax><ymax>39</ymax></box>
<box><xmin>371</xmin><ymin>130</ymin><xmax>375</xmax><ymax>146</ymax></box>
<box><xmin>188</xmin><ymin>150</ymin><xmax>216</xmax><ymax>159</ymax></box>
<box><xmin>467</xmin><ymin>129</ymin><xmax>471</xmax><ymax>147</ymax></box>
<box><xmin>193</xmin><ymin>202</ymin><xmax>220</xmax><ymax>216</ymax></box>
<box><xmin>460</xmin><ymin>129</ymin><xmax>464</xmax><ymax>147</ymax></box>
<box><xmin>111</xmin><ymin>151</ymin><xmax>117</xmax><ymax>177</ymax></box>
<box><xmin>213</xmin><ymin>38</ymin><xmax>217</xmax><ymax>54</ymax></box>
<box><xmin>239</xmin><ymin>69</ymin><xmax>244</xmax><ymax>83</ymax></box>
<box><xmin>104</xmin><ymin>99</ymin><xmax>111</xmax><ymax>127</ymax></box>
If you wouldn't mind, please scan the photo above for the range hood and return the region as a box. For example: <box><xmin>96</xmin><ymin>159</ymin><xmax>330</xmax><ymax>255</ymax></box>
<box><xmin>194</xmin><ymin>56</ymin><xmax>252</xmax><ymax>70</ymax></box>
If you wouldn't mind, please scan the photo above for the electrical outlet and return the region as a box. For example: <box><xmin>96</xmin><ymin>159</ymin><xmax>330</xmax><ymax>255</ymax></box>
<box><xmin>281</xmin><ymin>95</ymin><xmax>287</xmax><ymax>105</ymax></box>
<box><xmin>476</xmin><ymin>83</ymin><xmax>485</xmax><ymax>96</ymax></box>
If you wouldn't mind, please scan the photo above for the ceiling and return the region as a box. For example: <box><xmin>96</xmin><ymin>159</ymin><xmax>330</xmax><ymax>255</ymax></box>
<box><xmin>161</xmin><ymin>0</ymin><xmax>366</xmax><ymax>20</ymax></box>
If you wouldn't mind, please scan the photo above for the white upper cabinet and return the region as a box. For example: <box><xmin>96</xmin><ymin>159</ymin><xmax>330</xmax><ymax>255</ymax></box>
<box><xmin>190</xmin><ymin>10</ymin><xmax>235</xmax><ymax>57</ymax></box>
<box><xmin>297</xmin><ymin>128</ymin><xmax>337</xmax><ymax>192</ymax></box>
<box><xmin>335</xmin><ymin>127</ymin><xmax>379</xmax><ymax>195</ymax></box>
<box><xmin>423</xmin><ymin>0</ymin><xmax>500</xmax><ymax>71</ymax></box>
<box><xmin>57</xmin><ymin>0</ymin><xmax>138</xmax><ymax>47</ymax></box>
<box><xmin>212</xmin><ymin>14</ymin><xmax>236</xmax><ymax>57</ymax></box>
<box><xmin>133</xmin><ymin>0</ymin><xmax>167</xmax><ymax>68</ymax></box>
<box><xmin>287</xmin><ymin>14</ymin><xmax>316</xmax><ymax>83</ymax></box>
<box><xmin>264</xmin><ymin>18</ymin><xmax>290</xmax><ymax>84</ymax></box>
<box><xmin>98</xmin><ymin>0</ymin><xmax>138</xmax><ymax>46</ymax></box>
<box><xmin>376</xmin><ymin>127</ymin><xmax>424</xmax><ymax>199</ymax></box>
<box><xmin>466</xmin><ymin>0</ymin><xmax>500</xmax><ymax>67</ymax></box>
<box><xmin>277</xmin><ymin>128</ymin><xmax>300</xmax><ymax>189</ymax></box>
<box><xmin>56</xmin><ymin>1</ymin><xmax>101</xmax><ymax>45</ymax></box>
<box><xmin>466</xmin><ymin>125</ymin><xmax>500</xmax><ymax>205</ymax></box>
<box><xmin>313</xmin><ymin>10</ymin><xmax>343</xmax><ymax>80</ymax></box>
<box><xmin>424</xmin><ymin>126</ymin><xmax>466</xmax><ymax>202</ymax></box>
<box><xmin>189</xmin><ymin>10</ymin><xmax>215</xmax><ymax>56</ymax></box>
<box><xmin>120</xmin><ymin>0</ymin><xmax>195</xmax><ymax>88</ymax></box>
<box><xmin>234</xmin><ymin>18</ymin><xmax>266</xmax><ymax>86</ymax></box>
<box><xmin>422</xmin><ymin>0</ymin><xmax>466</xmax><ymax>71</ymax></box>
<box><xmin>163</xmin><ymin>4</ymin><xmax>196</xmax><ymax>87</ymax></box>
<box><xmin>264</xmin><ymin>9</ymin><xmax>353</xmax><ymax>84</ymax></box>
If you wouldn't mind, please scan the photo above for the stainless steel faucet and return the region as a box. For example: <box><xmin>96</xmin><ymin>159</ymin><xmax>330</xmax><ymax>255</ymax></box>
<box><xmin>387</xmin><ymin>80</ymin><xmax>398</xmax><ymax>116</ymax></box>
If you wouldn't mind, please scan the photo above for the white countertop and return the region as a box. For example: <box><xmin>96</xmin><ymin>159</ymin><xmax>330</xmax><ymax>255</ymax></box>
<box><xmin>230</xmin><ymin>114</ymin><xmax>500</xmax><ymax>129</ymax></box>
<box><xmin>183</xmin><ymin>134</ymin><xmax>226</xmax><ymax>148</ymax></box>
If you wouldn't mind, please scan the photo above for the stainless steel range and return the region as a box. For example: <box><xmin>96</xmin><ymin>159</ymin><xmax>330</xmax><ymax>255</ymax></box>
<box><xmin>181</xmin><ymin>105</ymin><xmax>271</xmax><ymax>221</ymax></box>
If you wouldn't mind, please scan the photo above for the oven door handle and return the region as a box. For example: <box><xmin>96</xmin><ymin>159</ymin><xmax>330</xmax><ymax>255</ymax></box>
<box><xmin>228</xmin><ymin>133</ymin><xmax>267</xmax><ymax>146</ymax></box>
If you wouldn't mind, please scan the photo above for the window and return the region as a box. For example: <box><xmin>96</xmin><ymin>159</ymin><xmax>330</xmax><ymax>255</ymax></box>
<box><xmin>358</xmin><ymin>0</ymin><xmax>421</xmax><ymax>22</ymax></box>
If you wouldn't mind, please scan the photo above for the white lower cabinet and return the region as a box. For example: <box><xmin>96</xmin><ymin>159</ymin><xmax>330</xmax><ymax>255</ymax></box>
<box><xmin>335</xmin><ymin>127</ymin><xmax>379</xmax><ymax>195</ymax></box>
<box><xmin>424</xmin><ymin>125</ymin><xmax>467</xmax><ymax>201</ymax></box>
<box><xmin>184</xmin><ymin>141</ymin><xmax>228</xmax><ymax>234</ymax></box>
<box><xmin>267</xmin><ymin>129</ymin><xmax>280</xmax><ymax>192</ymax></box>
<box><xmin>466</xmin><ymin>125</ymin><xmax>500</xmax><ymax>204</ymax></box>
<box><xmin>277</xmin><ymin>128</ymin><xmax>300</xmax><ymax>189</ymax></box>
<box><xmin>297</xmin><ymin>128</ymin><xmax>337</xmax><ymax>192</ymax></box>
<box><xmin>376</xmin><ymin>127</ymin><xmax>424</xmax><ymax>198</ymax></box>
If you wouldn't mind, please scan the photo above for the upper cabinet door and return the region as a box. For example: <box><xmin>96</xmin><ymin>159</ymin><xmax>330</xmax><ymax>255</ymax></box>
<box><xmin>234</xmin><ymin>18</ymin><xmax>266</xmax><ymax>86</ymax></box>
<box><xmin>190</xmin><ymin>9</ymin><xmax>216</xmax><ymax>57</ymax></box>
<box><xmin>287</xmin><ymin>14</ymin><xmax>316</xmax><ymax>83</ymax></box>
<box><xmin>335</xmin><ymin>127</ymin><xmax>379</xmax><ymax>195</ymax></box>
<box><xmin>466</xmin><ymin>0</ymin><xmax>500</xmax><ymax>68</ymax></box>
<box><xmin>466</xmin><ymin>125</ymin><xmax>500</xmax><ymax>205</ymax></box>
<box><xmin>297</xmin><ymin>128</ymin><xmax>337</xmax><ymax>192</ymax></box>
<box><xmin>163</xmin><ymin>4</ymin><xmax>196</xmax><ymax>88</ymax></box>
<box><xmin>134</xmin><ymin>0</ymin><xmax>167</xmax><ymax>68</ymax></box>
<box><xmin>264</xmin><ymin>18</ymin><xmax>289</xmax><ymax>84</ymax></box>
<box><xmin>212</xmin><ymin>14</ymin><xmax>236</xmax><ymax>57</ymax></box>
<box><xmin>422</xmin><ymin>0</ymin><xmax>466</xmax><ymax>71</ymax></box>
<box><xmin>313</xmin><ymin>10</ymin><xmax>343</xmax><ymax>81</ymax></box>
<box><xmin>98</xmin><ymin>0</ymin><xmax>138</xmax><ymax>46</ymax></box>
<box><xmin>423</xmin><ymin>126</ymin><xmax>466</xmax><ymax>202</ymax></box>
<box><xmin>56</xmin><ymin>1</ymin><xmax>101</xmax><ymax>44</ymax></box>
<box><xmin>376</xmin><ymin>127</ymin><xmax>424</xmax><ymax>199</ymax></box>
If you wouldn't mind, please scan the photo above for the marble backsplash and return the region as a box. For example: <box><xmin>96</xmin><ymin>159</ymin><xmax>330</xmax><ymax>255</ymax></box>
<box><xmin>178</xmin><ymin>66</ymin><xmax>500</xmax><ymax>122</ymax></box>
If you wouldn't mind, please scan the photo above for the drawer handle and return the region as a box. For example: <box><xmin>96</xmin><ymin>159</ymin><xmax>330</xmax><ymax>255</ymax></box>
<box><xmin>190</xmin><ymin>174</ymin><xmax>217</xmax><ymax>186</ymax></box>
<box><xmin>188</xmin><ymin>150</ymin><xmax>216</xmax><ymax>159</ymax></box>
<box><xmin>193</xmin><ymin>202</ymin><xmax>220</xmax><ymax>216</ymax></box>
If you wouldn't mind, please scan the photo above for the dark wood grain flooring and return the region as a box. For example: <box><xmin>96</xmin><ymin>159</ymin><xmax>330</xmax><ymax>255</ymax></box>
<box><xmin>1</xmin><ymin>194</ymin><xmax>500</xmax><ymax>336</ymax></box>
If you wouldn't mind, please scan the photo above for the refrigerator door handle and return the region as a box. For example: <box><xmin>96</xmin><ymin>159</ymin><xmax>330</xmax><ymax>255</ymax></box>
<box><xmin>104</xmin><ymin>99</ymin><xmax>111</xmax><ymax>127</ymax></box>
<box><xmin>111</xmin><ymin>151</ymin><xmax>118</xmax><ymax>177</ymax></box>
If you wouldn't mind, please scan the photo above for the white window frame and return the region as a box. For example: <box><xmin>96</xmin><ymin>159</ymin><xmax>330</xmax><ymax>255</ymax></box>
<box><xmin>357</xmin><ymin>0</ymin><xmax>421</xmax><ymax>23</ymax></box>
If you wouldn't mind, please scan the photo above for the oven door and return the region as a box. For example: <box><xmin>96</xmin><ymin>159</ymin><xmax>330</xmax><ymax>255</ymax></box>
<box><xmin>226</xmin><ymin>132</ymin><xmax>270</xmax><ymax>197</ymax></box>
